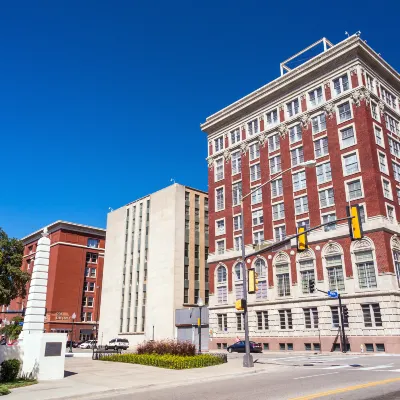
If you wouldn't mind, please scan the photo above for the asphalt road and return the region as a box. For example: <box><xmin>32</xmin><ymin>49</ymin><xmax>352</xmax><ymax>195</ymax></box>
<box><xmin>97</xmin><ymin>353</ymin><xmax>400</xmax><ymax>400</ymax></box>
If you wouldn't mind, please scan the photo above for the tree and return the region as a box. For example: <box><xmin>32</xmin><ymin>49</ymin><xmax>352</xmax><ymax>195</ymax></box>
<box><xmin>0</xmin><ymin>228</ymin><xmax>30</xmax><ymax>306</ymax></box>
<box><xmin>1</xmin><ymin>316</ymin><xmax>23</xmax><ymax>340</ymax></box>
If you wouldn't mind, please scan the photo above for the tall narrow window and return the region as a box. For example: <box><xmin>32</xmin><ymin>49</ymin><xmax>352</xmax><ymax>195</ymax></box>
<box><xmin>215</xmin><ymin>187</ymin><xmax>224</xmax><ymax>211</ymax></box>
<box><xmin>215</xmin><ymin>159</ymin><xmax>224</xmax><ymax>181</ymax></box>
<box><xmin>355</xmin><ymin>250</ymin><xmax>377</xmax><ymax>289</ymax></box>
<box><xmin>231</xmin><ymin>151</ymin><xmax>241</xmax><ymax>175</ymax></box>
<box><xmin>249</xmin><ymin>142</ymin><xmax>260</xmax><ymax>160</ymax></box>
<box><xmin>247</xmin><ymin>119</ymin><xmax>259</xmax><ymax>136</ymax></box>
<box><xmin>289</xmin><ymin>124</ymin><xmax>302</xmax><ymax>144</ymax></box>
<box><xmin>232</xmin><ymin>182</ymin><xmax>242</xmax><ymax>206</ymax></box>
<box><xmin>326</xmin><ymin>255</ymin><xmax>345</xmax><ymax>292</ymax></box>
<box><xmin>333</xmin><ymin>74</ymin><xmax>349</xmax><ymax>95</ymax></box>
<box><xmin>276</xmin><ymin>264</ymin><xmax>290</xmax><ymax>297</ymax></box>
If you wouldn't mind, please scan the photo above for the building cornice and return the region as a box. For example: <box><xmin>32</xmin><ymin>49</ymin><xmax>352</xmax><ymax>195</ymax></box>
<box><xmin>21</xmin><ymin>220</ymin><xmax>106</xmax><ymax>245</ymax></box>
<box><xmin>201</xmin><ymin>35</ymin><xmax>400</xmax><ymax>135</ymax></box>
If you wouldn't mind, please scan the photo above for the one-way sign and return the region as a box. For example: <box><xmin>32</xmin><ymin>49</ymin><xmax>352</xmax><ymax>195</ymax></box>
<box><xmin>327</xmin><ymin>290</ymin><xmax>338</xmax><ymax>298</ymax></box>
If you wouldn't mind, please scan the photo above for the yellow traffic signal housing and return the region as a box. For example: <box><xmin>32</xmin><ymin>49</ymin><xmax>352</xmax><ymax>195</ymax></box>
<box><xmin>235</xmin><ymin>299</ymin><xmax>246</xmax><ymax>311</ymax></box>
<box><xmin>347</xmin><ymin>204</ymin><xmax>363</xmax><ymax>240</ymax></box>
<box><xmin>248</xmin><ymin>268</ymin><xmax>259</xmax><ymax>294</ymax></box>
<box><xmin>297</xmin><ymin>226</ymin><xmax>308</xmax><ymax>252</ymax></box>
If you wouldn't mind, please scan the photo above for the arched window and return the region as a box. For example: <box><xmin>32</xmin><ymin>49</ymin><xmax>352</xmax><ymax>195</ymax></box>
<box><xmin>254</xmin><ymin>258</ymin><xmax>267</xmax><ymax>299</ymax></box>
<box><xmin>233</xmin><ymin>262</ymin><xmax>243</xmax><ymax>300</ymax></box>
<box><xmin>297</xmin><ymin>249</ymin><xmax>316</xmax><ymax>294</ymax></box>
<box><xmin>322</xmin><ymin>242</ymin><xmax>345</xmax><ymax>292</ymax></box>
<box><xmin>351</xmin><ymin>238</ymin><xmax>377</xmax><ymax>289</ymax></box>
<box><xmin>273</xmin><ymin>252</ymin><xmax>291</xmax><ymax>297</ymax></box>
<box><xmin>391</xmin><ymin>235</ymin><xmax>400</xmax><ymax>288</ymax></box>
<box><xmin>216</xmin><ymin>265</ymin><xmax>228</xmax><ymax>304</ymax></box>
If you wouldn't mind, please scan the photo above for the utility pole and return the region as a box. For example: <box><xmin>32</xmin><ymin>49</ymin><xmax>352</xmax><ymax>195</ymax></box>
<box><xmin>338</xmin><ymin>294</ymin><xmax>347</xmax><ymax>353</ymax></box>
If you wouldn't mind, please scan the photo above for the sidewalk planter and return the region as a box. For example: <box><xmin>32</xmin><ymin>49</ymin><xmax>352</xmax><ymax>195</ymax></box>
<box><xmin>99</xmin><ymin>353</ymin><xmax>226</xmax><ymax>369</ymax></box>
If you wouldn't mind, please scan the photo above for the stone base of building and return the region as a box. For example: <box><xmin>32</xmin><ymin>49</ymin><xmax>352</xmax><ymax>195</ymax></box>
<box><xmin>209</xmin><ymin>336</ymin><xmax>400</xmax><ymax>353</ymax></box>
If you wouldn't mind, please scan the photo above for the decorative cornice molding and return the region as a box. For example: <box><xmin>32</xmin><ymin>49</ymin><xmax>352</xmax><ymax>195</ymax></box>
<box><xmin>300</xmin><ymin>113</ymin><xmax>311</xmax><ymax>128</ymax></box>
<box><xmin>324</xmin><ymin>102</ymin><xmax>335</xmax><ymax>118</ymax></box>
<box><xmin>259</xmin><ymin>115</ymin><xmax>264</xmax><ymax>121</ymax></box>
<box><xmin>350</xmin><ymin>88</ymin><xmax>371</xmax><ymax>106</ymax></box>
<box><xmin>378</xmin><ymin>100</ymin><xmax>385</xmax><ymax>114</ymax></box>
<box><xmin>223</xmin><ymin>150</ymin><xmax>231</xmax><ymax>163</ymax></box>
<box><xmin>207</xmin><ymin>158</ymin><xmax>214</xmax><ymax>169</ymax></box>
<box><xmin>323</xmin><ymin>80</ymin><xmax>331</xmax><ymax>88</ymax></box>
<box><xmin>278</xmin><ymin>123</ymin><xmax>288</xmax><ymax>138</ymax></box>
<box><xmin>279</xmin><ymin>104</ymin><xmax>284</xmax><ymax>111</ymax></box>
<box><xmin>300</xmin><ymin>93</ymin><xmax>306</xmax><ymax>100</ymax></box>
<box><xmin>240</xmin><ymin>142</ymin><xmax>249</xmax><ymax>154</ymax></box>
<box><xmin>259</xmin><ymin>133</ymin><xmax>267</xmax><ymax>147</ymax></box>
<box><xmin>350</xmin><ymin>68</ymin><xmax>358</xmax><ymax>76</ymax></box>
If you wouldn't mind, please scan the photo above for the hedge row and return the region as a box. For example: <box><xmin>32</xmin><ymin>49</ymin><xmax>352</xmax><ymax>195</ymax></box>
<box><xmin>137</xmin><ymin>340</ymin><xmax>195</xmax><ymax>356</ymax></box>
<box><xmin>99</xmin><ymin>353</ymin><xmax>225</xmax><ymax>369</ymax></box>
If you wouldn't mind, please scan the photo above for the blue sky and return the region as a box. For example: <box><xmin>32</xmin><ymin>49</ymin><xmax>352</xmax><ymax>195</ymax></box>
<box><xmin>1</xmin><ymin>0</ymin><xmax>398</xmax><ymax>238</ymax></box>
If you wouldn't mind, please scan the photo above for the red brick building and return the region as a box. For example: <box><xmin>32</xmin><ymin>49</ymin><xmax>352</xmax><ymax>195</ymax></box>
<box><xmin>201</xmin><ymin>36</ymin><xmax>400</xmax><ymax>353</ymax></box>
<box><xmin>1</xmin><ymin>221</ymin><xmax>106</xmax><ymax>342</ymax></box>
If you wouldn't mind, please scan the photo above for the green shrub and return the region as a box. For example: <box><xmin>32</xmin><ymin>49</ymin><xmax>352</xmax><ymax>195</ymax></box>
<box><xmin>0</xmin><ymin>385</ymin><xmax>10</xmax><ymax>395</ymax></box>
<box><xmin>137</xmin><ymin>340</ymin><xmax>195</xmax><ymax>356</ymax></box>
<box><xmin>0</xmin><ymin>359</ymin><xmax>21</xmax><ymax>382</ymax></box>
<box><xmin>99</xmin><ymin>353</ymin><xmax>225</xmax><ymax>369</ymax></box>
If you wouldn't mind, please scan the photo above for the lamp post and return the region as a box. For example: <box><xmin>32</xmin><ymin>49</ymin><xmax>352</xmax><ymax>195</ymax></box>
<box><xmin>197</xmin><ymin>297</ymin><xmax>204</xmax><ymax>354</ymax></box>
<box><xmin>69</xmin><ymin>312</ymin><xmax>76</xmax><ymax>353</ymax></box>
<box><xmin>240</xmin><ymin>159</ymin><xmax>316</xmax><ymax>368</ymax></box>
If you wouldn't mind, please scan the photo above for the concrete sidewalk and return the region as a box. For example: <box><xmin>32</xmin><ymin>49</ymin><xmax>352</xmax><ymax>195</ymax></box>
<box><xmin>8</xmin><ymin>356</ymin><xmax>283</xmax><ymax>400</ymax></box>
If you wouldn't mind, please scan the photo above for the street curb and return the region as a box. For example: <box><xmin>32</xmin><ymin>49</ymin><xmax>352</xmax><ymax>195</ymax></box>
<box><xmin>47</xmin><ymin>365</ymin><xmax>280</xmax><ymax>400</ymax></box>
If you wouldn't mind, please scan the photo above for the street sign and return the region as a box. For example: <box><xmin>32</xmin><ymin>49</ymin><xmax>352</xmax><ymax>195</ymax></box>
<box><xmin>18</xmin><ymin>322</ymin><xmax>23</xmax><ymax>326</ymax></box>
<box><xmin>327</xmin><ymin>290</ymin><xmax>338</xmax><ymax>298</ymax></box>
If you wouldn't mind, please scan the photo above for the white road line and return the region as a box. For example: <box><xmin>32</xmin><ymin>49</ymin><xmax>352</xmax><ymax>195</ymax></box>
<box><xmin>294</xmin><ymin>372</ymin><xmax>340</xmax><ymax>380</ymax></box>
<box><xmin>322</xmin><ymin>365</ymin><xmax>350</xmax><ymax>370</ymax></box>
<box><xmin>358</xmin><ymin>364</ymin><xmax>394</xmax><ymax>370</ymax></box>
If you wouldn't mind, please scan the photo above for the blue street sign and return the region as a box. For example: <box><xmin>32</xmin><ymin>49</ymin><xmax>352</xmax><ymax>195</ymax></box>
<box><xmin>327</xmin><ymin>290</ymin><xmax>338</xmax><ymax>298</ymax></box>
<box><xmin>18</xmin><ymin>322</ymin><xmax>23</xmax><ymax>326</ymax></box>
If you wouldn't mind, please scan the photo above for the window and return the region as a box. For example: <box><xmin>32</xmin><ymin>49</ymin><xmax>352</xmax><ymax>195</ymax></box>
<box><xmin>234</xmin><ymin>236</ymin><xmax>242</xmax><ymax>251</ymax></box>
<box><xmin>340</xmin><ymin>126</ymin><xmax>355</xmax><ymax>148</ymax></box>
<box><xmin>347</xmin><ymin>179</ymin><xmax>363</xmax><ymax>200</ymax></box>
<box><xmin>355</xmin><ymin>251</ymin><xmax>377</xmax><ymax>289</ymax></box>
<box><xmin>215</xmin><ymin>158</ymin><xmax>224</xmax><ymax>181</ymax></box>
<box><xmin>232</xmin><ymin>182</ymin><xmax>242</xmax><ymax>206</ymax></box>
<box><xmin>309</xmin><ymin>87</ymin><xmax>323</xmax><ymax>107</ymax></box>
<box><xmin>279</xmin><ymin>309</ymin><xmax>293</xmax><ymax>329</ymax></box>
<box><xmin>343</xmin><ymin>153</ymin><xmax>359</xmax><ymax>175</ymax></box>
<box><xmin>333</xmin><ymin>74</ymin><xmax>349</xmax><ymax>95</ymax></box>
<box><xmin>292</xmin><ymin>171</ymin><xmax>306</xmax><ymax>191</ymax></box>
<box><xmin>251</xmin><ymin>187</ymin><xmax>262</xmax><ymax>204</ymax></box>
<box><xmin>287</xmin><ymin>99</ymin><xmax>300</xmax><ymax>117</ymax></box>
<box><xmin>312</xmin><ymin>113</ymin><xmax>326</xmax><ymax>134</ymax></box>
<box><xmin>85</xmin><ymin>267</ymin><xmax>90</xmax><ymax>277</ymax></box>
<box><xmin>338</xmin><ymin>102</ymin><xmax>352</xmax><ymax>123</ymax></box>
<box><xmin>233</xmin><ymin>215</ymin><xmax>242</xmax><ymax>231</ymax></box>
<box><xmin>385</xmin><ymin>114</ymin><xmax>400</xmax><ymax>135</ymax></box>
<box><xmin>270</xmin><ymin>155</ymin><xmax>282</xmax><ymax>174</ymax></box>
<box><xmin>185</xmin><ymin>205</ymin><xmax>190</xmax><ymax>217</ymax></box>
<box><xmin>271</xmin><ymin>178</ymin><xmax>283</xmax><ymax>198</ymax></box>
<box><xmin>331</xmin><ymin>306</ymin><xmax>348</xmax><ymax>328</ymax></box>
<box><xmin>90</xmin><ymin>268</ymin><xmax>96</xmax><ymax>278</ymax></box>
<box><xmin>397</xmin><ymin>188</ymin><xmax>400</xmax><ymax>204</ymax></box>
<box><xmin>322</xmin><ymin>213</ymin><xmax>337</xmax><ymax>232</ymax></box>
<box><xmin>326</xmin><ymin>255</ymin><xmax>345</xmax><ymax>291</ymax></box>
<box><xmin>252</xmin><ymin>209</ymin><xmax>264</xmax><ymax>226</ymax></box>
<box><xmin>268</xmin><ymin>134</ymin><xmax>280</xmax><ymax>152</ymax></box>
<box><xmin>184</xmin><ymin>242</ymin><xmax>189</xmax><ymax>257</ymax></box>
<box><xmin>216</xmin><ymin>187</ymin><xmax>224</xmax><ymax>211</ymax></box>
<box><xmin>378</xmin><ymin>153</ymin><xmax>388</xmax><ymax>175</ymax></box>
<box><xmin>316</xmin><ymin>162</ymin><xmax>332</xmax><ymax>184</ymax></box>
<box><xmin>276</xmin><ymin>264</ymin><xmax>290</xmax><ymax>296</ymax></box>
<box><xmin>274</xmin><ymin>226</ymin><xmax>286</xmax><ymax>242</ymax></box>
<box><xmin>366</xmin><ymin>74</ymin><xmax>374</xmax><ymax>92</ymax></box>
<box><xmin>217</xmin><ymin>266</ymin><xmax>227</xmax><ymax>283</ymax></box>
<box><xmin>256</xmin><ymin>311</ymin><xmax>269</xmax><ymax>330</ymax></box>
<box><xmin>214</xmin><ymin>137</ymin><xmax>224</xmax><ymax>152</ymax></box>
<box><xmin>266</xmin><ymin>109</ymin><xmax>278</xmax><ymax>126</ymax></box>
<box><xmin>216</xmin><ymin>240</ymin><xmax>225</xmax><ymax>255</ymax></box>
<box><xmin>297</xmin><ymin>219</ymin><xmax>310</xmax><ymax>229</ymax></box>
<box><xmin>216</xmin><ymin>219</ymin><xmax>225</xmax><ymax>235</ymax></box>
<box><xmin>304</xmin><ymin>308</ymin><xmax>319</xmax><ymax>329</ymax></box>
<box><xmin>393</xmin><ymin>250</ymin><xmax>400</xmax><ymax>287</ymax></box>
<box><xmin>389</xmin><ymin>137</ymin><xmax>400</xmax><ymax>157</ymax></box>
<box><xmin>86</xmin><ymin>312</ymin><xmax>92</xmax><ymax>322</ymax></box>
<box><xmin>291</xmin><ymin>146</ymin><xmax>304</xmax><ymax>167</ymax></box>
<box><xmin>371</xmin><ymin>102</ymin><xmax>379</xmax><ymax>121</ymax></box>
<box><xmin>231</xmin><ymin>151</ymin><xmax>241</xmax><ymax>175</ymax></box>
<box><xmin>88</xmin><ymin>239</ymin><xmax>99</xmax><ymax>248</ymax></box>
<box><xmin>86</xmin><ymin>253</ymin><xmax>98</xmax><ymax>264</ymax></box>
<box><xmin>295</xmin><ymin>196</ymin><xmax>308</xmax><ymax>214</ymax></box>
<box><xmin>231</xmin><ymin>128</ymin><xmax>241</xmax><ymax>144</ymax></box>
<box><xmin>374</xmin><ymin>126</ymin><xmax>383</xmax><ymax>147</ymax></box>
<box><xmin>314</xmin><ymin>137</ymin><xmax>328</xmax><ymax>158</ymax></box>
<box><xmin>88</xmin><ymin>282</ymin><xmax>95</xmax><ymax>292</ymax></box>
<box><xmin>300</xmin><ymin>261</ymin><xmax>315</xmax><ymax>294</ymax></box>
<box><xmin>250</xmin><ymin>163</ymin><xmax>261</xmax><ymax>181</ymax></box>
<box><xmin>195</xmin><ymin>194</ymin><xmax>200</xmax><ymax>208</ymax></box>
<box><xmin>255</xmin><ymin>258</ymin><xmax>267</xmax><ymax>299</ymax></box>
<box><xmin>383</xmin><ymin>179</ymin><xmax>392</xmax><ymax>199</ymax></box>
<box><xmin>184</xmin><ymin>264</ymin><xmax>189</xmax><ymax>280</ymax></box>
<box><xmin>249</xmin><ymin>142</ymin><xmax>260</xmax><ymax>160</ymax></box>
<box><xmin>216</xmin><ymin>266</ymin><xmax>227</xmax><ymax>304</ymax></box>
<box><xmin>234</xmin><ymin>263</ymin><xmax>242</xmax><ymax>280</ymax></box>
<box><xmin>272</xmin><ymin>202</ymin><xmax>285</xmax><ymax>221</ymax></box>
<box><xmin>217</xmin><ymin>314</ymin><xmax>228</xmax><ymax>331</ymax></box>
<box><xmin>387</xmin><ymin>205</ymin><xmax>395</xmax><ymax>223</ymax></box>
<box><xmin>195</xmin><ymin>222</ymin><xmax>200</xmax><ymax>232</ymax></box>
<box><xmin>253</xmin><ymin>231</ymin><xmax>264</xmax><ymax>245</ymax></box>
<box><xmin>362</xmin><ymin>304</ymin><xmax>382</xmax><ymax>327</ymax></box>
<box><xmin>381</xmin><ymin>86</ymin><xmax>397</xmax><ymax>109</ymax></box>
<box><xmin>236</xmin><ymin>314</ymin><xmax>244</xmax><ymax>331</ymax></box>
<box><xmin>289</xmin><ymin>124</ymin><xmax>302</xmax><ymax>144</ymax></box>
<box><xmin>247</xmin><ymin>119</ymin><xmax>259</xmax><ymax>136</ymax></box>
<box><xmin>87</xmin><ymin>297</ymin><xmax>94</xmax><ymax>307</ymax></box>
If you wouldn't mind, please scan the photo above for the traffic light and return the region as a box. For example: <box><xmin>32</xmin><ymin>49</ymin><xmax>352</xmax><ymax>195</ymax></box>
<box><xmin>248</xmin><ymin>269</ymin><xmax>259</xmax><ymax>294</ymax></box>
<box><xmin>297</xmin><ymin>226</ymin><xmax>308</xmax><ymax>252</ymax></box>
<box><xmin>347</xmin><ymin>204</ymin><xmax>363</xmax><ymax>240</ymax></box>
<box><xmin>235</xmin><ymin>299</ymin><xmax>246</xmax><ymax>311</ymax></box>
<box><xmin>343</xmin><ymin>306</ymin><xmax>349</xmax><ymax>323</ymax></box>
<box><xmin>309</xmin><ymin>279</ymin><xmax>315</xmax><ymax>293</ymax></box>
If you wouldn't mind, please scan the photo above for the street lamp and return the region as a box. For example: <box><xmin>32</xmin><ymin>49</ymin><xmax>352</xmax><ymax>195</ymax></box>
<box><xmin>197</xmin><ymin>297</ymin><xmax>204</xmax><ymax>354</ymax></box>
<box><xmin>69</xmin><ymin>312</ymin><xmax>76</xmax><ymax>353</ymax></box>
<box><xmin>240</xmin><ymin>159</ymin><xmax>316</xmax><ymax>368</ymax></box>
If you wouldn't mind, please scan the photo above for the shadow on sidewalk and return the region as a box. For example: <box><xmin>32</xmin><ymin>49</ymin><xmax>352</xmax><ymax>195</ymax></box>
<box><xmin>64</xmin><ymin>370</ymin><xmax>78</xmax><ymax>378</ymax></box>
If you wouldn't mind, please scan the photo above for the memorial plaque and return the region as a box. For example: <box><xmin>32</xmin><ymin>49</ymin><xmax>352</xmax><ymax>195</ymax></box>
<box><xmin>44</xmin><ymin>342</ymin><xmax>62</xmax><ymax>357</ymax></box>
